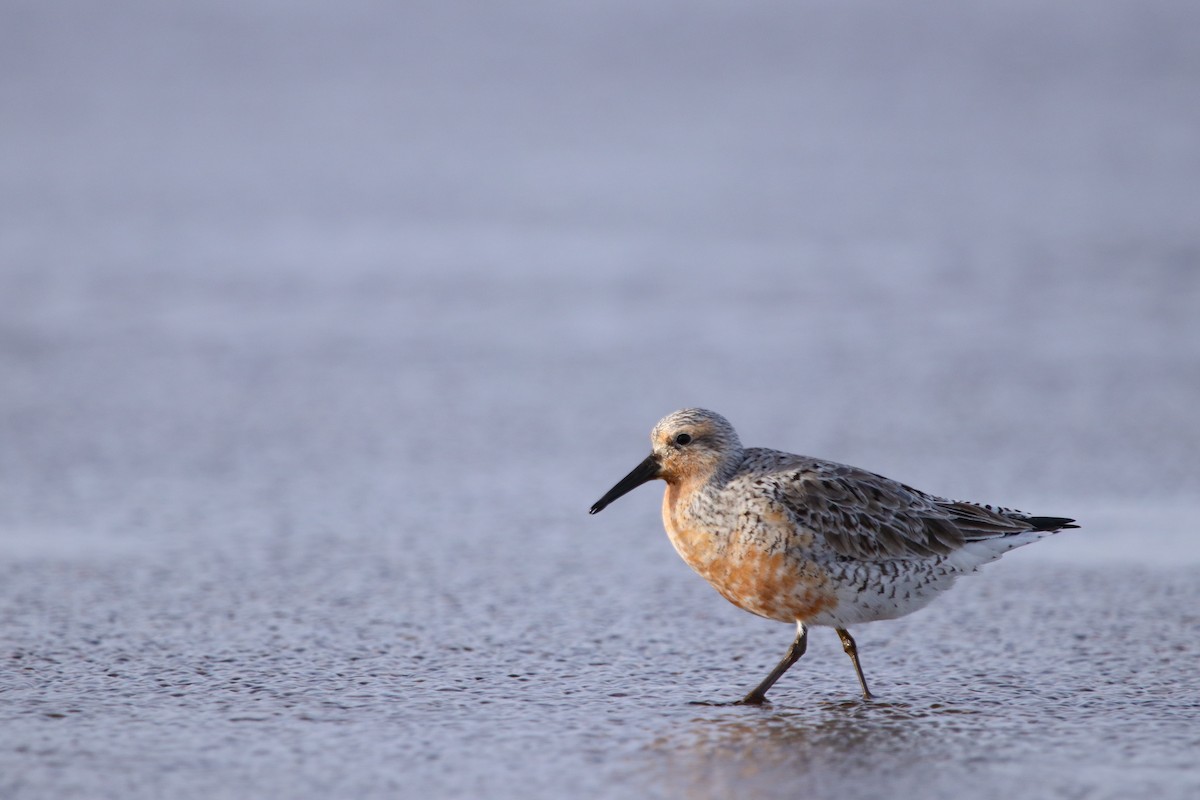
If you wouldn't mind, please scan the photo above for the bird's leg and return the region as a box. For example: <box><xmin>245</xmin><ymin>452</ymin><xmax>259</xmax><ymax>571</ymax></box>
<box><xmin>738</xmin><ymin>624</ymin><xmax>808</xmax><ymax>705</ymax></box>
<box><xmin>835</xmin><ymin>627</ymin><xmax>874</xmax><ymax>699</ymax></box>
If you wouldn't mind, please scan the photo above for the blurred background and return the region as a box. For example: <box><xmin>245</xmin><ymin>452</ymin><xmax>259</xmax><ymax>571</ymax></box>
<box><xmin>2</xmin><ymin>1</ymin><xmax>1198</xmax><ymax>798</ymax></box>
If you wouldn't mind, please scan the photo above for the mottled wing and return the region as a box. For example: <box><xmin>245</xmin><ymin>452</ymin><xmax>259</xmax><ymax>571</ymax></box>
<box><xmin>767</xmin><ymin>458</ymin><xmax>1035</xmax><ymax>561</ymax></box>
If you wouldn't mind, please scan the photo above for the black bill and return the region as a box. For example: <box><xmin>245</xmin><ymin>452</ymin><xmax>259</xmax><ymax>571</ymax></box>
<box><xmin>589</xmin><ymin>454</ymin><xmax>661</xmax><ymax>514</ymax></box>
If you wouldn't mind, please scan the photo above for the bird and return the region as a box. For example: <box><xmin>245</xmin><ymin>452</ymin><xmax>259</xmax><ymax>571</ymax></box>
<box><xmin>588</xmin><ymin>408</ymin><xmax>1078</xmax><ymax>705</ymax></box>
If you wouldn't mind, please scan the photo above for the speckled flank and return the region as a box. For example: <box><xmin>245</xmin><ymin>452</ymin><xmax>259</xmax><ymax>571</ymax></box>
<box><xmin>592</xmin><ymin>408</ymin><xmax>1079</xmax><ymax>698</ymax></box>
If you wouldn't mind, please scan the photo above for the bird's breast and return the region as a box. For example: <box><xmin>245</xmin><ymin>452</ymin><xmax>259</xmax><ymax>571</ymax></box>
<box><xmin>661</xmin><ymin>483</ymin><xmax>837</xmax><ymax>623</ymax></box>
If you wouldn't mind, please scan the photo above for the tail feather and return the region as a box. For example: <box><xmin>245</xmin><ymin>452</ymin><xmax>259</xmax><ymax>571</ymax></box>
<box><xmin>1026</xmin><ymin>516</ymin><xmax>1079</xmax><ymax>531</ymax></box>
<box><xmin>951</xmin><ymin>514</ymin><xmax>1079</xmax><ymax>571</ymax></box>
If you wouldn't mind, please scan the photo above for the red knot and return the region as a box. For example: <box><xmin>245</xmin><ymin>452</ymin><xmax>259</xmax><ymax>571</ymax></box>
<box><xmin>589</xmin><ymin>408</ymin><xmax>1079</xmax><ymax>705</ymax></box>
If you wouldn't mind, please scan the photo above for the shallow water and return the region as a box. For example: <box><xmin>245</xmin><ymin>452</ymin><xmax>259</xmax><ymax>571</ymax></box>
<box><xmin>3</xmin><ymin>1</ymin><xmax>1200</xmax><ymax>798</ymax></box>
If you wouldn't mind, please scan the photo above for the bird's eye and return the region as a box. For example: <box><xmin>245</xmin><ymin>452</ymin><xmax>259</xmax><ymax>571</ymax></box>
<box><xmin>674</xmin><ymin>433</ymin><xmax>693</xmax><ymax>446</ymax></box>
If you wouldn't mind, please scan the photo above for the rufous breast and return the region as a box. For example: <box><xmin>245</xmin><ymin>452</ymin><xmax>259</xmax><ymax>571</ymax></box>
<box><xmin>662</xmin><ymin>482</ymin><xmax>838</xmax><ymax>623</ymax></box>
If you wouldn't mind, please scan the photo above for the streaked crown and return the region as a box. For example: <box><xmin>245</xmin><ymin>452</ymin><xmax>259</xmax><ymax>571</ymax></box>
<box><xmin>650</xmin><ymin>408</ymin><xmax>744</xmax><ymax>482</ymax></box>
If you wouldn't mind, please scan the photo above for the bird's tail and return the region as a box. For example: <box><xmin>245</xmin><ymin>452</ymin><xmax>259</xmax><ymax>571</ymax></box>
<box><xmin>947</xmin><ymin>509</ymin><xmax>1080</xmax><ymax>572</ymax></box>
<box><xmin>1026</xmin><ymin>516</ymin><xmax>1079</xmax><ymax>531</ymax></box>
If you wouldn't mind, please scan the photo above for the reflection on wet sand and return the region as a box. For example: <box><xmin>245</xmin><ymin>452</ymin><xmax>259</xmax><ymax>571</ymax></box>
<box><xmin>644</xmin><ymin>699</ymin><xmax>983</xmax><ymax>798</ymax></box>
<box><xmin>633</xmin><ymin>574</ymin><xmax>1200</xmax><ymax>800</ymax></box>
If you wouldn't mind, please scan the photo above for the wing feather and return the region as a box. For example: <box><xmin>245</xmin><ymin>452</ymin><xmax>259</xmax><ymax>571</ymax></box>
<box><xmin>766</xmin><ymin>458</ymin><xmax>1044</xmax><ymax>561</ymax></box>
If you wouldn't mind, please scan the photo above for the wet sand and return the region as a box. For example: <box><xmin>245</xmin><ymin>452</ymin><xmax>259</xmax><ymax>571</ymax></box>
<box><xmin>3</xmin><ymin>1</ymin><xmax>1200</xmax><ymax>797</ymax></box>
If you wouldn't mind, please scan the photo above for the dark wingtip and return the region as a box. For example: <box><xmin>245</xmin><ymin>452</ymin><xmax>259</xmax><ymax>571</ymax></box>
<box><xmin>1029</xmin><ymin>516</ymin><xmax>1079</xmax><ymax>531</ymax></box>
<box><xmin>588</xmin><ymin>504</ymin><xmax>603</xmax><ymax>515</ymax></box>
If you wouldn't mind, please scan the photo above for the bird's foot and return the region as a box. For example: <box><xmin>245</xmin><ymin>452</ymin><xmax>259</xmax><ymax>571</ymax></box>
<box><xmin>688</xmin><ymin>695</ymin><xmax>770</xmax><ymax>707</ymax></box>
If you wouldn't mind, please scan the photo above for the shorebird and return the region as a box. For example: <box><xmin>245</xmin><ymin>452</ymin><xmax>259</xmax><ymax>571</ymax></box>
<box><xmin>589</xmin><ymin>408</ymin><xmax>1078</xmax><ymax>705</ymax></box>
